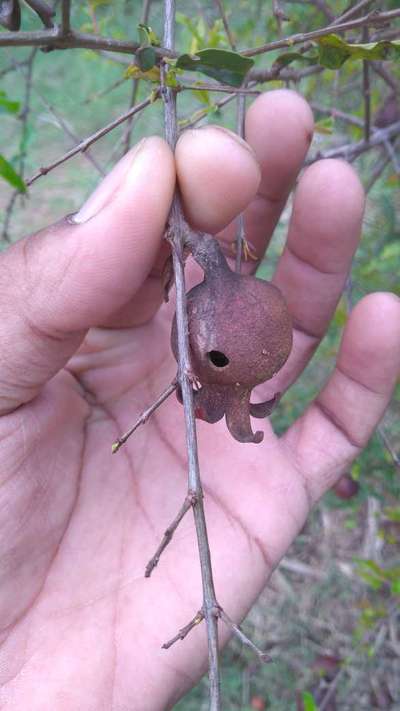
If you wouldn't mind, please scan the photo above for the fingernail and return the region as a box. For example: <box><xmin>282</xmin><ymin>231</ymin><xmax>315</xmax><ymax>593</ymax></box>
<box><xmin>72</xmin><ymin>138</ymin><xmax>147</xmax><ymax>224</ymax></box>
<box><xmin>198</xmin><ymin>124</ymin><xmax>256</xmax><ymax>156</ymax></box>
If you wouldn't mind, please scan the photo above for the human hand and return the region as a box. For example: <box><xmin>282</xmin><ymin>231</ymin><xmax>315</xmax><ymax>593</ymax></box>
<box><xmin>0</xmin><ymin>90</ymin><xmax>399</xmax><ymax>711</ymax></box>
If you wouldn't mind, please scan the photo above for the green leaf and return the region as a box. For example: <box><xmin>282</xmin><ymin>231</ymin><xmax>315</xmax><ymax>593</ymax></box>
<box><xmin>316</xmin><ymin>35</ymin><xmax>400</xmax><ymax>70</ymax></box>
<box><xmin>314</xmin><ymin>116</ymin><xmax>334</xmax><ymax>135</ymax></box>
<box><xmin>302</xmin><ymin>691</ymin><xmax>318</xmax><ymax>711</ymax></box>
<box><xmin>0</xmin><ymin>155</ymin><xmax>26</xmax><ymax>192</ymax></box>
<box><xmin>176</xmin><ymin>48</ymin><xmax>254</xmax><ymax>87</ymax></box>
<box><xmin>136</xmin><ymin>46</ymin><xmax>156</xmax><ymax>71</ymax></box>
<box><xmin>137</xmin><ymin>23</ymin><xmax>160</xmax><ymax>47</ymax></box>
<box><xmin>391</xmin><ymin>579</ymin><xmax>400</xmax><ymax>595</ymax></box>
<box><xmin>272</xmin><ymin>50</ymin><xmax>318</xmax><ymax>70</ymax></box>
<box><xmin>0</xmin><ymin>90</ymin><xmax>20</xmax><ymax>115</ymax></box>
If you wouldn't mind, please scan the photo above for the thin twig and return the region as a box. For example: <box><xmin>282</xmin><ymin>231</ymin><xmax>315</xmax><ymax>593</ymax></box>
<box><xmin>306</xmin><ymin>120</ymin><xmax>400</xmax><ymax>163</ymax></box>
<box><xmin>0</xmin><ymin>58</ymin><xmax>30</xmax><ymax>79</ymax></box>
<box><xmin>241</xmin><ymin>9</ymin><xmax>400</xmax><ymax>57</ymax></box>
<box><xmin>213</xmin><ymin>0</ymin><xmax>245</xmax><ymax>274</ymax></box>
<box><xmin>145</xmin><ymin>493</ymin><xmax>196</xmax><ymax>577</ymax></box>
<box><xmin>272</xmin><ymin>0</ymin><xmax>288</xmax><ymax>35</ymax></box>
<box><xmin>120</xmin><ymin>0</ymin><xmax>152</xmax><ymax>156</ymax></box>
<box><xmin>217</xmin><ymin>608</ymin><xmax>272</xmax><ymax>663</ymax></box>
<box><xmin>338</xmin><ymin>0</ymin><xmax>375</xmax><ymax>24</ymax></box>
<box><xmin>162</xmin><ymin>1</ymin><xmax>221</xmax><ymax>707</ymax></box>
<box><xmin>371</xmin><ymin>63</ymin><xmax>400</xmax><ymax>94</ymax></box>
<box><xmin>377</xmin><ymin>426</ymin><xmax>400</xmax><ymax>469</ymax></box>
<box><xmin>81</xmin><ymin>77</ymin><xmax>127</xmax><ymax>106</ymax></box>
<box><xmin>214</xmin><ymin>0</ymin><xmax>236</xmax><ymax>50</ymax></box>
<box><xmin>26</xmin><ymin>94</ymin><xmax>156</xmax><ymax>186</ymax></box>
<box><xmin>362</xmin><ymin>27</ymin><xmax>371</xmax><ymax>142</ymax></box>
<box><xmin>162</xmin><ymin>610</ymin><xmax>205</xmax><ymax>649</ymax></box>
<box><xmin>61</xmin><ymin>0</ymin><xmax>71</xmax><ymax>34</ymax></box>
<box><xmin>311</xmin><ymin>102</ymin><xmax>364</xmax><ymax>127</ymax></box>
<box><xmin>180</xmin><ymin>83</ymin><xmax>260</xmax><ymax>95</ymax></box>
<box><xmin>235</xmin><ymin>94</ymin><xmax>246</xmax><ymax>274</ymax></box>
<box><xmin>112</xmin><ymin>380</ymin><xmax>177</xmax><ymax>454</ymax></box>
<box><xmin>2</xmin><ymin>48</ymin><xmax>37</xmax><ymax>241</ymax></box>
<box><xmin>364</xmin><ymin>151</ymin><xmax>391</xmax><ymax>193</ymax></box>
<box><xmin>25</xmin><ymin>0</ymin><xmax>55</xmax><ymax>28</ymax></box>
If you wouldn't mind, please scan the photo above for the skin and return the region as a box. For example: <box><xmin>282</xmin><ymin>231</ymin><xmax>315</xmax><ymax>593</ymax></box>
<box><xmin>0</xmin><ymin>90</ymin><xmax>399</xmax><ymax>711</ymax></box>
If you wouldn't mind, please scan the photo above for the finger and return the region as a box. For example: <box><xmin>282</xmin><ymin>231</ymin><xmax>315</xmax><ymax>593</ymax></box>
<box><xmin>256</xmin><ymin>158</ymin><xmax>365</xmax><ymax>401</ymax></box>
<box><xmin>0</xmin><ymin>137</ymin><xmax>175</xmax><ymax>415</ymax></box>
<box><xmin>137</xmin><ymin>91</ymin><xmax>312</xmax><ymax>321</ymax></box>
<box><xmin>283</xmin><ymin>292</ymin><xmax>400</xmax><ymax>504</ymax></box>
<box><xmin>128</xmin><ymin>123</ymin><xmax>262</xmax><ymax>317</ymax></box>
<box><xmin>217</xmin><ymin>89</ymin><xmax>314</xmax><ymax>266</ymax></box>
<box><xmin>176</xmin><ymin>124</ymin><xmax>261</xmax><ymax>234</ymax></box>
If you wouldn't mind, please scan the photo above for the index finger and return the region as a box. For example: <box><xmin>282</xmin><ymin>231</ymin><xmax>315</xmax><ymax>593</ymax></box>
<box><xmin>217</xmin><ymin>89</ymin><xmax>314</xmax><ymax>261</ymax></box>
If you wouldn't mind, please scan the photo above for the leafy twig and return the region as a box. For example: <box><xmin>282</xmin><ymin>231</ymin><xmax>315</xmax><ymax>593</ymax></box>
<box><xmin>241</xmin><ymin>9</ymin><xmax>400</xmax><ymax>58</ymax></box>
<box><xmin>2</xmin><ymin>48</ymin><xmax>37</xmax><ymax>241</ymax></box>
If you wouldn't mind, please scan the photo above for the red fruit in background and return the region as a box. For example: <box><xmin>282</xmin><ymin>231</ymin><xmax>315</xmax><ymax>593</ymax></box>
<box><xmin>312</xmin><ymin>653</ymin><xmax>342</xmax><ymax>680</ymax></box>
<box><xmin>332</xmin><ymin>474</ymin><xmax>359</xmax><ymax>500</ymax></box>
<box><xmin>250</xmin><ymin>695</ymin><xmax>267</xmax><ymax>710</ymax></box>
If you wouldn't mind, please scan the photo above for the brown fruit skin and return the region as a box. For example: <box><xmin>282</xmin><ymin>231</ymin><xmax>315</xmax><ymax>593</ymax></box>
<box><xmin>170</xmin><ymin>234</ymin><xmax>292</xmax><ymax>443</ymax></box>
<box><xmin>332</xmin><ymin>474</ymin><xmax>359</xmax><ymax>500</ymax></box>
<box><xmin>172</xmin><ymin>266</ymin><xmax>292</xmax><ymax>388</ymax></box>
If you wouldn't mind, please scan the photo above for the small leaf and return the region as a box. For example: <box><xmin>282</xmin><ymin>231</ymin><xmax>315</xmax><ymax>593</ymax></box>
<box><xmin>137</xmin><ymin>23</ymin><xmax>160</xmax><ymax>47</ymax></box>
<box><xmin>125</xmin><ymin>64</ymin><xmax>160</xmax><ymax>83</ymax></box>
<box><xmin>0</xmin><ymin>90</ymin><xmax>20</xmax><ymax>114</ymax></box>
<box><xmin>302</xmin><ymin>691</ymin><xmax>318</xmax><ymax>711</ymax></box>
<box><xmin>391</xmin><ymin>579</ymin><xmax>400</xmax><ymax>595</ymax></box>
<box><xmin>272</xmin><ymin>51</ymin><xmax>318</xmax><ymax>70</ymax></box>
<box><xmin>0</xmin><ymin>154</ymin><xmax>26</xmax><ymax>192</ymax></box>
<box><xmin>136</xmin><ymin>46</ymin><xmax>156</xmax><ymax>72</ymax></box>
<box><xmin>314</xmin><ymin>116</ymin><xmax>334</xmax><ymax>135</ymax></box>
<box><xmin>316</xmin><ymin>35</ymin><xmax>400</xmax><ymax>70</ymax></box>
<box><xmin>176</xmin><ymin>48</ymin><xmax>254</xmax><ymax>87</ymax></box>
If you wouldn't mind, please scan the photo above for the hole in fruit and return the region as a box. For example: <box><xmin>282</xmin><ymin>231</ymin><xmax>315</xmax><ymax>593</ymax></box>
<box><xmin>208</xmin><ymin>350</ymin><xmax>229</xmax><ymax>368</ymax></box>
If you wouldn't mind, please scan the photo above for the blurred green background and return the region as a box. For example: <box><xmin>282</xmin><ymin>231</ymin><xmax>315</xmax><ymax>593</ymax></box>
<box><xmin>1</xmin><ymin>1</ymin><xmax>399</xmax><ymax>708</ymax></box>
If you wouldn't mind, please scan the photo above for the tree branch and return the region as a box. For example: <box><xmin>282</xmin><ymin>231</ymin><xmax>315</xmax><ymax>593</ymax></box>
<box><xmin>0</xmin><ymin>27</ymin><xmax>177</xmax><ymax>57</ymax></box>
<box><xmin>161</xmin><ymin>1</ymin><xmax>221</xmax><ymax>707</ymax></box>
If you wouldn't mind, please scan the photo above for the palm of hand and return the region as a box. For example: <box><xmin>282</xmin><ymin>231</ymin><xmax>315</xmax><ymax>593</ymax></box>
<box><xmin>1</xmin><ymin>91</ymin><xmax>399</xmax><ymax>711</ymax></box>
<box><xmin>1</xmin><ymin>311</ymin><xmax>308</xmax><ymax>710</ymax></box>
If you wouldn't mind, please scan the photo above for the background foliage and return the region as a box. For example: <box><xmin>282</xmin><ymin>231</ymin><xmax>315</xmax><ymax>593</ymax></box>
<box><xmin>1</xmin><ymin>1</ymin><xmax>399</xmax><ymax>709</ymax></box>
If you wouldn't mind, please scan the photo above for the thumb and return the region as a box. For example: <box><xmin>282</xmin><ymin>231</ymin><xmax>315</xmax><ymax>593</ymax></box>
<box><xmin>0</xmin><ymin>136</ymin><xmax>175</xmax><ymax>415</ymax></box>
